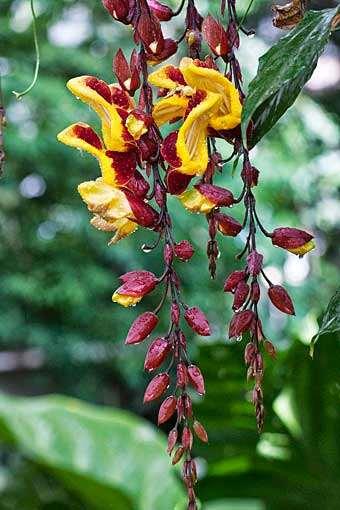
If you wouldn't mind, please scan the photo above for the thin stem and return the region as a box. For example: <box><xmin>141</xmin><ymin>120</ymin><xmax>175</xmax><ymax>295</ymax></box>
<box><xmin>173</xmin><ymin>0</ymin><xmax>187</xmax><ymax>16</ymax></box>
<box><xmin>238</xmin><ymin>0</ymin><xmax>256</xmax><ymax>30</ymax></box>
<box><xmin>12</xmin><ymin>0</ymin><xmax>40</xmax><ymax>100</ymax></box>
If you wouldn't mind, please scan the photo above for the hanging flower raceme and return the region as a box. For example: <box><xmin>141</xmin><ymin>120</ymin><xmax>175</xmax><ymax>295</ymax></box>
<box><xmin>57</xmin><ymin>76</ymin><xmax>159</xmax><ymax>244</ymax></box>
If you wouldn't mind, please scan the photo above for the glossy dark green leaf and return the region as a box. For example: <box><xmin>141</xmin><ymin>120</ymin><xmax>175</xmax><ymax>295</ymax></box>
<box><xmin>242</xmin><ymin>8</ymin><xmax>339</xmax><ymax>147</ymax></box>
<box><xmin>0</xmin><ymin>394</ymin><xmax>184</xmax><ymax>510</ymax></box>
<box><xmin>310</xmin><ymin>287</ymin><xmax>340</xmax><ymax>356</ymax></box>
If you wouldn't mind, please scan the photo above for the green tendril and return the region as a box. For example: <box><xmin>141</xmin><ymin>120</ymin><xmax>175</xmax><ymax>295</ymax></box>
<box><xmin>238</xmin><ymin>0</ymin><xmax>256</xmax><ymax>30</ymax></box>
<box><xmin>12</xmin><ymin>0</ymin><xmax>40</xmax><ymax>100</ymax></box>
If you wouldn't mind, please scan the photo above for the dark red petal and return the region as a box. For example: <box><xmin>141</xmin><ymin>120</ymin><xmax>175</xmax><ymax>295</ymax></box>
<box><xmin>125</xmin><ymin>311</ymin><xmax>159</xmax><ymax>345</ymax></box>
<box><xmin>148</xmin><ymin>0</ymin><xmax>173</xmax><ymax>21</ymax></box>
<box><xmin>118</xmin><ymin>270</ymin><xmax>157</xmax><ymax>296</ymax></box>
<box><xmin>195</xmin><ymin>183</ymin><xmax>234</xmax><ymax>206</ymax></box>
<box><xmin>216</xmin><ymin>212</ymin><xmax>242</xmax><ymax>237</ymax></box>
<box><xmin>124</xmin><ymin>190</ymin><xmax>159</xmax><ymax>228</ymax></box>
<box><xmin>272</xmin><ymin>227</ymin><xmax>313</xmax><ymax>249</ymax></box>
<box><xmin>73</xmin><ymin>124</ymin><xmax>103</xmax><ymax>150</ymax></box>
<box><xmin>166</xmin><ymin>168</ymin><xmax>192</xmax><ymax>195</ymax></box>
<box><xmin>233</xmin><ymin>281</ymin><xmax>249</xmax><ymax>310</ymax></box>
<box><xmin>106</xmin><ymin>150</ymin><xmax>136</xmax><ymax>186</ymax></box>
<box><xmin>161</xmin><ymin>132</ymin><xmax>181</xmax><ymax>168</ymax></box>
<box><xmin>224</xmin><ymin>270</ymin><xmax>246</xmax><ymax>292</ymax></box>
<box><xmin>174</xmin><ymin>240</ymin><xmax>194</xmax><ymax>261</ymax></box>
<box><xmin>202</xmin><ymin>15</ymin><xmax>229</xmax><ymax>56</ymax></box>
<box><xmin>125</xmin><ymin>170</ymin><xmax>150</xmax><ymax>198</ymax></box>
<box><xmin>85</xmin><ymin>76</ymin><xmax>112</xmax><ymax>103</ymax></box>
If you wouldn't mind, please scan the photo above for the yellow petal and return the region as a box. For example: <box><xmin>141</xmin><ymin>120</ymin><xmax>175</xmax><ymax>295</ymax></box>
<box><xmin>78</xmin><ymin>178</ymin><xmax>132</xmax><ymax>220</ymax></box>
<box><xmin>126</xmin><ymin>114</ymin><xmax>148</xmax><ymax>140</ymax></box>
<box><xmin>148</xmin><ymin>65</ymin><xmax>185</xmax><ymax>90</ymax></box>
<box><xmin>179</xmin><ymin>188</ymin><xmax>215</xmax><ymax>213</ymax></box>
<box><xmin>288</xmin><ymin>240</ymin><xmax>316</xmax><ymax>256</ymax></box>
<box><xmin>152</xmin><ymin>94</ymin><xmax>189</xmax><ymax>127</ymax></box>
<box><xmin>180</xmin><ymin>61</ymin><xmax>242</xmax><ymax>131</ymax></box>
<box><xmin>57</xmin><ymin>123</ymin><xmax>116</xmax><ymax>185</ymax></box>
<box><xmin>90</xmin><ymin>216</ymin><xmax>138</xmax><ymax>245</ymax></box>
<box><xmin>112</xmin><ymin>293</ymin><xmax>142</xmax><ymax>307</ymax></box>
<box><xmin>67</xmin><ymin>76</ymin><xmax>130</xmax><ymax>152</ymax></box>
<box><xmin>176</xmin><ymin>92</ymin><xmax>221</xmax><ymax>175</ymax></box>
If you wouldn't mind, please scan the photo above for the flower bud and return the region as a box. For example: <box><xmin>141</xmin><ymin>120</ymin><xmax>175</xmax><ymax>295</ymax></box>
<box><xmin>182</xmin><ymin>426</ymin><xmax>193</xmax><ymax>450</ymax></box>
<box><xmin>174</xmin><ymin>240</ymin><xmax>194</xmax><ymax>261</ymax></box>
<box><xmin>143</xmin><ymin>373</ymin><xmax>170</xmax><ymax>403</ymax></box>
<box><xmin>125</xmin><ymin>311</ymin><xmax>159</xmax><ymax>344</ymax></box>
<box><xmin>202</xmin><ymin>15</ymin><xmax>229</xmax><ymax>56</ymax></box>
<box><xmin>268</xmin><ymin>285</ymin><xmax>295</xmax><ymax>315</ymax></box>
<box><xmin>251</xmin><ymin>281</ymin><xmax>260</xmax><ymax>303</ymax></box>
<box><xmin>247</xmin><ymin>250</ymin><xmax>263</xmax><ymax>276</ymax></box>
<box><xmin>241</xmin><ymin>161</ymin><xmax>259</xmax><ymax>187</ymax></box>
<box><xmin>188</xmin><ymin>364</ymin><xmax>205</xmax><ymax>395</ymax></box>
<box><xmin>171</xmin><ymin>302</ymin><xmax>180</xmax><ymax>325</ymax></box>
<box><xmin>193</xmin><ymin>420</ymin><xmax>208</xmax><ymax>443</ymax></box>
<box><xmin>224</xmin><ymin>270</ymin><xmax>246</xmax><ymax>292</ymax></box>
<box><xmin>244</xmin><ymin>342</ymin><xmax>256</xmax><ymax>365</ymax></box>
<box><xmin>158</xmin><ymin>395</ymin><xmax>177</xmax><ymax>425</ymax></box>
<box><xmin>271</xmin><ymin>227</ymin><xmax>315</xmax><ymax>256</ymax></box>
<box><xmin>233</xmin><ymin>281</ymin><xmax>249</xmax><ymax>310</ymax></box>
<box><xmin>113</xmin><ymin>49</ymin><xmax>140</xmax><ymax>95</ymax></box>
<box><xmin>177</xmin><ymin>362</ymin><xmax>189</xmax><ymax>388</ymax></box>
<box><xmin>229</xmin><ymin>310</ymin><xmax>255</xmax><ymax>338</ymax></box>
<box><xmin>184</xmin><ymin>306</ymin><xmax>211</xmax><ymax>336</ymax></box>
<box><xmin>102</xmin><ymin>0</ymin><xmax>133</xmax><ymax>24</ymax></box>
<box><xmin>166</xmin><ymin>168</ymin><xmax>192</xmax><ymax>195</ymax></box>
<box><xmin>172</xmin><ymin>446</ymin><xmax>185</xmax><ymax>465</ymax></box>
<box><xmin>195</xmin><ymin>183</ymin><xmax>234</xmax><ymax>207</ymax></box>
<box><xmin>147</xmin><ymin>0</ymin><xmax>173</xmax><ymax>21</ymax></box>
<box><xmin>167</xmin><ymin>428</ymin><xmax>178</xmax><ymax>454</ymax></box>
<box><xmin>144</xmin><ymin>337</ymin><xmax>170</xmax><ymax>371</ymax></box>
<box><xmin>163</xmin><ymin>243</ymin><xmax>173</xmax><ymax>265</ymax></box>
<box><xmin>264</xmin><ymin>339</ymin><xmax>276</xmax><ymax>358</ymax></box>
<box><xmin>184</xmin><ymin>395</ymin><xmax>193</xmax><ymax>418</ymax></box>
<box><xmin>215</xmin><ymin>212</ymin><xmax>242</xmax><ymax>237</ymax></box>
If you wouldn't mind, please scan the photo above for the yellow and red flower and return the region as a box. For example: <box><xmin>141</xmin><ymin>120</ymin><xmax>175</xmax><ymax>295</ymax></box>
<box><xmin>57</xmin><ymin>76</ymin><xmax>158</xmax><ymax>244</ymax></box>
<box><xmin>149</xmin><ymin>58</ymin><xmax>242</xmax><ymax>178</ymax></box>
<box><xmin>179</xmin><ymin>183</ymin><xmax>235</xmax><ymax>214</ymax></box>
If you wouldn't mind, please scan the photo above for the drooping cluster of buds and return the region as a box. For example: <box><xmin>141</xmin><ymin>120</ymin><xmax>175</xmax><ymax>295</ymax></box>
<box><xmin>57</xmin><ymin>0</ymin><xmax>316</xmax><ymax>507</ymax></box>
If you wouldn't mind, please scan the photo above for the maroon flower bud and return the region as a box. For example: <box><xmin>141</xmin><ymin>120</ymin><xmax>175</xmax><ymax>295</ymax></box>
<box><xmin>255</xmin><ymin>353</ymin><xmax>263</xmax><ymax>373</ymax></box>
<box><xmin>102</xmin><ymin>0</ymin><xmax>134</xmax><ymax>24</ymax></box>
<box><xmin>182</xmin><ymin>426</ymin><xmax>193</xmax><ymax>450</ymax></box>
<box><xmin>241</xmin><ymin>161</ymin><xmax>259</xmax><ymax>187</ymax></box>
<box><xmin>247</xmin><ymin>250</ymin><xmax>263</xmax><ymax>276</ymax></box>
<box><xmin>167</xmin><ymin>428</ymin><xmax>178</xmax><ymax>454</ymax></box>
<box><xmin>252</xmin><ymin>385</ymin><xmax>263</xmax><ymax>405</ymax></box>
<box><xmin>215</xmin><ymin>213</ymin><xmax>242</xmax><ymax>237</ymax></box>
<box><xmin>202</xmin><ymin>15</ymin><xmax>229</xmax><ymax>56</ymax></box>
<box><xmin>271</xmin><ymin>227</ymin><xmax>315</xmax><ymax>256</ymax></box>
<box><xmin>184</xmin><ymin>395</ymin><xmax>193</xmax><ymax>418</ymax></box>
<box><xmin>136</xmin><ymin>0</ymin><xmax>164</xmax><ymax>55</ymax></box>
<box><xmin>193</xmin><ymin>420</ymin><xmax>208</xmax><ymax>443</ymax></box>
<box><xmin>227</xmin><ymin>20</ymin><xmax>240</xmax><ymax>49</ymax></box>
<box><xmin>143</xmin><ymin>372</ymin><xmax>170</xmax><ymax>403</ymax></box>
<box><xmin>154</xmin><ymin>182</ymin><xmax>166</xmax><ymax>207</ymax></box>
<box><xmin>179</xmin><ymin>331</ymin><xmax>187</xmax><ymax>349</ymax></box>
<box><xmin>172</xmin><ymin>446</ymin><xmax>185</xmax><ymax>465</ymax></box>
<box><xmin>113</xmin><ymin>49</ymin><xmax>140</xmax><ymax>95</ymax></box>
<box><xmin>147</xmin><ymin>0</ymin><xmax>173</xmax><ymax>21</ymax></box>
<box><xmin>164</xmin><ymin>243</ymin><xmax>173</xmax><ymax>265</ymax></box>
<box><xmin>144</xmin><ymin>337</ymin><xmax>170</xmax><ymax>371</ymax></box>
<box><xmin>268</xmin><ymin>285</ymin><xmax>295</xmax><ymax>315</ymax></box>
<box><xmin>158</xmin><ymin>395</ymin><xmax>177</xmax><ymax>425</ymax></box>
<box><xmin>166</xmin><ymin>168</ymin><xmax>192</xmax><ymax>195</ymax></box>
<box><xmin>184</xmin><ymin>306</ymin><xmax>211</xmax><ymax>336</ymax></box>
<box><xmin>177</xmin><ymin>362</ymin><xmax>189</xmax><ymax>388</ymax></box>
<box><xmin>176</xmin><ymin>395</ymin><xmax>185</xmax><ymax>419</ymax></box>
<box><xmin>118</xmin><ymin>270</ymin><xmax>158</xmax><ymax>297</ymax></box>
<box><xmin>195</xmin><ymin>183</ymin><xmax>234</xmax><ymax>207</ymax></box>
<box><xmin>188</xmin><ymin>364</ymin><xmax>205</xmax><ymax>395</ymax></box>
<box><xmin>174</xmin><ymin>240</ymin><xmax>194</xmax><ymax>261</ymax></box>
<box><xmin>125</xmin><ymin>311</ymin><xmax>158</xmax><ymax>344</ymax></box>
<box><xmin>146</xmin><ymin>38</ymin><xmax>178</xmax><ymax>64</ymax></box>
<box><xmin>233</xmin><ymin>281</ymin><xmax>249</xmax><ymax>310</ymax></box>
<box><xmin>171</xmin><ymin>302</ymin><xmax>180</xmax><ymax>325</ymax></box>
<box><xmin>264</xmin><ymin>340</ymin><xmax>276</xmax><ymax>358</ymax></box>
<box><xmin>251</xmin><ymin>281</ymin><xmax>260</xmax><ymax>303</ymax></box>
<box><xmin>229</xmin><ymin>310</ymin><xmax>255</xmax><ymax>338</ymax></box>
<box><xmin>244</xmin><ymin>342</ymin><xmax>256</xmax><ymax>365</ymax></box>
<box><xmin>224</xmin><ymin>270</ymin><xmax>246</xmax><ymax>292</ymax></box>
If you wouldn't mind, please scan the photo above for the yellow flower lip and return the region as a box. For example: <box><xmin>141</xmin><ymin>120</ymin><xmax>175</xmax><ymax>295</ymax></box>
<box><xmin>179</xmin><ymin>188</ymin><xmax>215</xmax><ymax>214</ymax></box>
<box><xmin>288</xmin><ymin>239</ymin><xmax>316</xmax><ymax>256</ymax></box>
<box><xmin>112</xmin><ymin>293</ymin><xmax>141</xmax><ymax>307</ymax></box>
<box><xmin>152</xmin><ymin>94</ymin><xmax>189</xmax><ymax>127</ymax></box>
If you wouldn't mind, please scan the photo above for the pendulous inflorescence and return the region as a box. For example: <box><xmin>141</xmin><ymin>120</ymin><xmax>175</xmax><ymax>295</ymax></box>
<box><xmin>57</xmin><ymin>1</ymin><xmax>315</xmax><ymax>507</ymax></box>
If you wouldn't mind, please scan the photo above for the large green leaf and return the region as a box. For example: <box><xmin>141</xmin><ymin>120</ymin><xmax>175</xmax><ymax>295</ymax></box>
<box><xmin>242</xmin><ymin>8</ymin><xmax>338</xmax><ymax>147</ymax></box>
<box><xmin>0</xmin><ymin>394</ymin><xmax>184</xmax><ymax>510</ymax></box>
<box><xmin>310</xmin><ymin>287</ymin><xmax>340</xmax><ymax>356</ymax></box>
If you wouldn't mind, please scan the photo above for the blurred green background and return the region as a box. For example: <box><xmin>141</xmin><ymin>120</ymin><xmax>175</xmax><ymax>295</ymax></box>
<box><xmin>0</xmin><ymin>0</ymin><xmax>339</xmax><ymax>509</ymax></box>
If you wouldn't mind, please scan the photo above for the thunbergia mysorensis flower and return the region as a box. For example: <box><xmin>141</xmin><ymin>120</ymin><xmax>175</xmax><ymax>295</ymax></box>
<box><xmin>57</xmin><ymin>1</ymin><xmax>317</xmax><ymax>508</ymax></box>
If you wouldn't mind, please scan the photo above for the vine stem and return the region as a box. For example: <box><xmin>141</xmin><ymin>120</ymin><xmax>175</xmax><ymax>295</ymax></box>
<box><xmin>12</xmin><ymin>0</ymin><xmax>40</xmax><ymax>100</ymax></box>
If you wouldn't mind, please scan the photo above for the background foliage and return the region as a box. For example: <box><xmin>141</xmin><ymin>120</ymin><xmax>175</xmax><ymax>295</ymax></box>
<box><xmin>0</xmin><ymin>0</ymin><xmax>339</xmax><ymax>508</ymax></box>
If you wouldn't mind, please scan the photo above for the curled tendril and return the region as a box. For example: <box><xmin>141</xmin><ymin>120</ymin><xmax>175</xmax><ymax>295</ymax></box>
<box><xmin>12</xmin><ymin>0</ymin><xmax>40</xmax><ymax>100</ymax></box>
